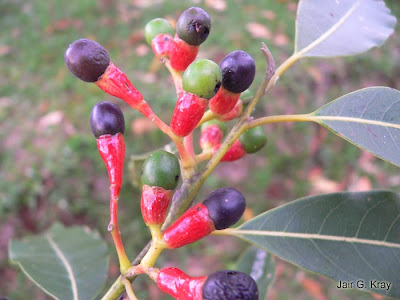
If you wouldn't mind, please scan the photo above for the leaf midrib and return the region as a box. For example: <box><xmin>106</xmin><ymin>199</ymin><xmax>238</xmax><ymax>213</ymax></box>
<box><xmin>311</xmin><ymin>115</ymin><xmax>400</xmax><ymax>130</ymax></box>
<box><xmin>295</xmin><ymin>0</ymin><xmax>360</xmax><ymax>55</ymax></box>
<box><xmin>47</xmin><ymin>235</ymin><xmax>79</xmax><ymax>300</ymax></box>
<box><xmin>234</xmin><ymin>229</ymin><xmax>400</xmax><ymax>249</ymax></box>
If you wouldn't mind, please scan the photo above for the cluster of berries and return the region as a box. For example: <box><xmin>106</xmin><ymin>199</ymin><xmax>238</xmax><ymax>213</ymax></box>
<box><xmin>65</xmin><ymin>6</ymin><xmax>264</xmax><ymax>300</ymax></box>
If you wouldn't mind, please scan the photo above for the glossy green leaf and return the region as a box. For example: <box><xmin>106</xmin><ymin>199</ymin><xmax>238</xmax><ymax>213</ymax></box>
<box><xmin>234</xmin><ymin>191</ymin><xmax>400</xmax><ymax>298</ymax></box>
<box><xmin>311</xmin><ymin>87</ymin><xmax>400</xmax><ymax>167</ymax></box>
<box><xmin>295</xmin><ymin>0</ymin><xmax>396</xmax><ymax>57</ymax></box>
<box><xmin>235</xmin><ymin>246</ymin><xmax>275</xmax><ymax>300</ymax></box>
<box><xmin>9</xmin><ymin>223</ymin><xmax>109</xmax><ymax>300</ymax></box>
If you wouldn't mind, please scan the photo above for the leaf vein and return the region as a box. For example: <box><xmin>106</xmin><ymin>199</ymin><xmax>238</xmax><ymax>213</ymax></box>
<box><xmin>235</xmin><ymin>230</ymin><xmax>400</xmax><ymax>249</ymax></box>
<box><xmin>46</xmin><ymin>235</ymin><xmax>79</xmax><ymax>300</ymax></box>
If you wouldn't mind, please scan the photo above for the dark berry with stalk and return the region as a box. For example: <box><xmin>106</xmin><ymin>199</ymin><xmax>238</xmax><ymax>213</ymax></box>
<box><xmin>141</xmin><ymin>150</ymin><xmax>181</xmax><ymax>226</ymax></box>
<box><xmin>210</xmin><ymin>50</ymin><xmax>256</xmax><ymax>115</ymax></box>
<box><xmin>89</xmin><ymin>101</ymin><xmax>131</xmax><ymax>270</ymax></box>
<box><xmin>156</xmin><ymin>268</ymin><xmax>259</xmax><ymax>300</ymax></box>
<box><xmin>170</xmin><ymin>59</ymin><xmax>222</xmax><ymax>137</ymax></box>
<box><xmin>90</xmin><ymin>101</ymin><xmax>126</xmax><ymax>199</ymax></box>
<box><xmin>162</xmin><ymin>187</ymin><xmax>245</xmax><ymax>248</ymax></box>
<box><xmin>170</xmin><ymin>7</ymin><xmax>211</xmax><ymax>71</ymax></box>
<box><xmin>65</xmin><ymin>39</ymin><xmax>143</xmax><ymax>108</ymax></box>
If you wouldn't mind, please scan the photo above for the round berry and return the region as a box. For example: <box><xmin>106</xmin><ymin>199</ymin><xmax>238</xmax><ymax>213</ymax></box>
<box><xmin>202</xmin><ymin>187</ymin><xmax>245</xmax><ymax>230</ymax></box>
<box><xmin>141</xmin><ymin>150</ymin><xmax>181</xmax><ymax>190</ymax></box>
<box><xmin>176</xmin><ymin>7</ymin><xmax>211</xmax><ymax>46</ymax></box>
<box><xmin>220</xmin><ymin>50</ymin><xmax>256</xmax><ymax>93</ymax></box>
<box><xmin>65</xmin><ymin>39</ymin><xmax>110</xmax><ymax>82</ymax></box>
<box><xmin>90</xmin><ymin>101</ymin><xmax>125</xmax><ymax>138</ymax></box>
<box><xmin>202</xmin><ymin>270</ymin><xmax>259</xmax><ymax>300</ymax></box>
<box><xmin>239</xmin><ymin>126</ymin><xmax>267</xmax><ymax>154</ymax></box>
<box><xmin>144</xmin><ymin>18</ymin><xmax>175</xmax><ymax>46</ymax></box>
<box><xmin>182</xmin><ymin>59</ymin><xmax>222</xmax><ymax>100</ymax></box>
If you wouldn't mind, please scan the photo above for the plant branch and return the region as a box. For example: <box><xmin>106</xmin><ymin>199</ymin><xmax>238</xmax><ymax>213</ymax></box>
<box><xmin>102</xmin><ymin>42</ymin><xmax>300</xmax><ymax>300</ymax></box>
<box><xmin>121</xmin><ymin>277</ymin><xmax>138</xmax><ymax>300</ymax></box>
<box><xmin>164</xmin><ymin>59</ymin><xmax>183</xmax><ymax>95</ymax></box>
<box><xmin>248</xmin><ymin>113</ymin><xmax>314</xmax><ymax>128</ymax></box>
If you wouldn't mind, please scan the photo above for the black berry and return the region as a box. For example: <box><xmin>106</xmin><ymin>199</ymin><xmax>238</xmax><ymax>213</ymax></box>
<box><xmin>202</xmin><ymin>270</ymin><xmax>259</xmax><ymax>300</ymax></box>
<box><xmin>90</xmin><ymin>101</ymin><xmax>125</xmax><ymax>138</ymax></box>
<box><xmin>65</xmin><ymin>39</ymin><xmax>110</xmax><ymax>82</ymax></box>
<box><xmin>176</xmin><ymin>7</ymin><xmax>211</xmax><ymax>46</ymax></box>
<box><xmin>202</xmin><ymin>188</ymin><xmax>245</xmax><ymax>230</ymax></box>
<box><xmin>220</xmin><ymin>50</ymin><xmax>256</xmax><ymax>93</ymax></box>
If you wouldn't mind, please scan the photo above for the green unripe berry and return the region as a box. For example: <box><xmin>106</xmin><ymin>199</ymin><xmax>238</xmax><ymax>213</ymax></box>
<box><xmin>239</xmin><ymin>126</ymin><xmax>267</xmax><ymax>154</ymax></box>
<box><xmin>201</xmin><ymin>119</ymin><xmax>227</xmax><ymax>135</ymax></box>
<box><xmin>240</xmin><ymin>89</ymin><xmax>254</xmax><ymax>101</ymax></box>
<box><xmin>182</xmin><ymin>59</ymin><xmax>222</xmax><ymax>100</ymax></box>
<box><xmin>141</xmin><ymin>150</ymin><xmax>181</xmax><ymax>190</ymax></box>
<box><xmin>176</xmin><ymin>7</ymin><xmax>211</xmax><ymax>46</ymax></box>
<box><xmin>144</xmin><ymin>18</ymin><xmax>175</xmax><ymax>46</ymax></box>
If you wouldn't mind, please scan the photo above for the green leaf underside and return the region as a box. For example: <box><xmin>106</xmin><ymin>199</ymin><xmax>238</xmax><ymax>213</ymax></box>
<box><xmin>235</xmin><ymin>246</ymin><xmax>276</xmax><ymax>300</ymax></box>
<box><xmin>295</xmin><ymin>0</ymin><xmax>396</xmax><ymax>57</ymax></box>
<box><xmin>9</xmin><ymin>223</ymin><xmax>109</xmax><ymax>300</ymax></box>
<box><xmin>235</xmin><ymin>191</ymin><xmax>400</xmax><ymax>299</ymax></box>
<box><xmin>312</xmin><ymin>87</ymin><xmax>400</xmax><ymax>167</ymax></box>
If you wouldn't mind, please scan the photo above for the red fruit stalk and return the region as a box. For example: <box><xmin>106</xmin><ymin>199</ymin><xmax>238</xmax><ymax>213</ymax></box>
<box><xmin>95</xmin><ymin>62</ymin><xmax>144</xmax><ymax>108</ymax></box>
<box><xmin>209</xmin><ymin>86</ymin><xmax>241</xmax><ymax>115</ymax></box>
<box><xmin>162</xmin><ymin>203</ymin><xmax>215</xmax><ymax>248</ymax></box>
<box><xmin>141</xmin><ymin>185</ymin><xmax>173</xmax><ymax>226</ymax></box>
<box><xmin>170</xmin><ymin>91</ymin><xmax>208</xmax><ymax>137</ymax></box>
<box><xmin>213</xmin><ymin>139</ymin><xmax>246</xmax><ymax>162</ymax></box>
<box><xmin>152</xmin><ymin>33</ymin><xmax>173</xmax><ymax>58</ymax></box>
<box><xmin>97</xmin><ymin>133</ymin><xmax>131</xmax><ymax>271</ymax></box>
<box><xmin>157</xmin><ymin>267</ymin><xmax>207</xmax><ymax>300</ymax></box>
<box><xmin>169</xmin><ymin>35</ymin><xmax>199</xmax><ymax>71</ymax></box>
<box><xmin>217</xmin><ymin>99</ymin><xmax>243</xmax><ymax>121</ymax></box>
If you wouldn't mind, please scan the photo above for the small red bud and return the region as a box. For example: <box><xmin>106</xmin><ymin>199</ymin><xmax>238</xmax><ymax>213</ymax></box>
<box><xmin>170</xmin><ymin>91</ymin><xmax>208</xmax><ymax>137</ymax></box>
<box><xmin>95</xmin><ymin>62</ymin><xmax>144</xmax><ymax>108</ymax></box>
<box><xmin>200</xmin><ymin>124</ymin><xmax>224</xmax><ymax>150</ymax></box>
<box><xmin>209</xmin><ymin>86</ymin><xmax>240</xmax><ymax>115</ymax></box>
<box><xmin>162</xmin><ymin>203</ymin><xmax>215</xmax><ymax>248</ymax></box>
<box><xmin>151</xmin><ymin>33</ymin><xmax>173</xmax><ymax>59</ymax></box>
<box><xmin>157</xmin><ymin>267</ymin><xmax>207</xmax><ymax>300</ymax></box>
<box><xmin>213</xmin><ymin>139</ymin><xmax>246</xmax><ymax>162</ymax></box>
<box><xmin>169</xmin><ymin>35</ymin><xmax>199</xmax><ymax>71</ymax></box>
<box><xmin>141</xmin><ymin>185</ymin><xmax>173</xmax><ymax>226</ymax></box>
<box><xmin>97</xmin><ymin>133</ymin><xmax>125</xmax><ymax>199</ymax></box>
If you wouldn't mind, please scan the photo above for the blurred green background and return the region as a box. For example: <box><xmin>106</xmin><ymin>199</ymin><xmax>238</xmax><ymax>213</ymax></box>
<box><xmin>1</xmin><ymin>0</ymin><xmax>399</xmax><ymax>299</ymax></box>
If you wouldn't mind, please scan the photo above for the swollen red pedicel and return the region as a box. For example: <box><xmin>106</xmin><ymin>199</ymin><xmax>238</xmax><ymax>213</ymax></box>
<box><xmin>170</xmin><ymin>35</ymin><xmax>199</xmax><ymax>71</ymax></box>
<box><xmin>152</xmin><ymin>33</ymin><xmax>173</xmax><ymax>58</ymax></box>
<box><xmin>209</xmin><ymin>86</ymin><xmax>241</xmax><ymax>115</ymax></box>
<box><xmin>200</xmin><ymin>124</ymin><xmax>224</xmax><ymax>150</ymax></box>
<box><xmin>95</xmin><ymin>62</ymin><xmax>144</xmax><ymax>108</ymax></box>
<box><xmin>162</xmin><ymin>203</ymin><xmax>215</xmax><ymax>248</ymax></box>
<box><xmin>141</xmin><ymin>184</ymin><xmax>173</xmax><ymax>226</ymax></box>
<box><xmin>157</xmin><ymin>267</ymin><xmax>207</xmax><ymax>300</ymax></box>
<box><xmin>97</xmin><ymin>133</ymin><xmax>125</xmax><ymax>199</ymax></box>
<box><xmin>218</xmin><ymin>99</ymin><xmax>244</xmax><ymax>121</ymax></box>
<box><xmin>213</xmin><ymin>139</ymin><xmax>246</xmax><ymax>162</ymax></box>
<box><xmin>170</xmin><ymin>91</ymin><xmax>208</xmax><ymax>137</ymax></box>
